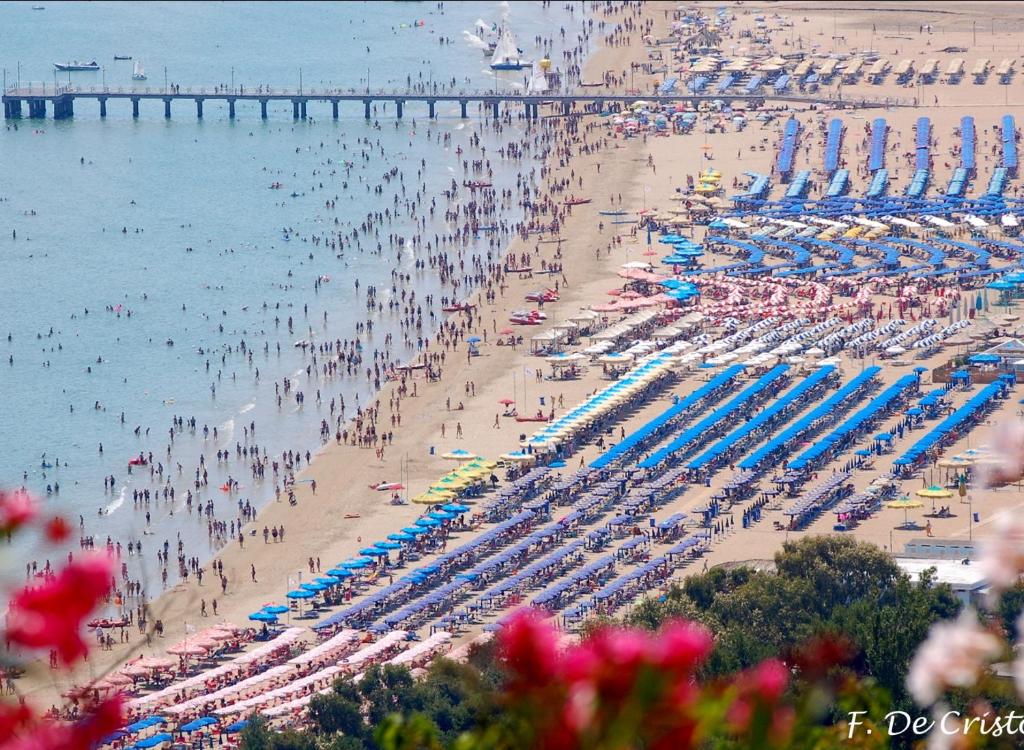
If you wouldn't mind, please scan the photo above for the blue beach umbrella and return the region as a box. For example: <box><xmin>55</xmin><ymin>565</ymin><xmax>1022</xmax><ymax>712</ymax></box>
<box><xmin>414</xmin><ymin>517</ymin><xmax>441</xmax><ymax>527</ymax></box>
<box><xmin>467</xmin><ymin>336</ymin><xmax>482</xmax><ymax>343</ymax></box>
<box><xmin>326</xmin><ymin>567</ymin><xmax>354</xmax><ymax>578</ymax></box>
<box><xmin>181</xmin><ymin>717</ymin><xmax>219</xmax><ymax>732</ymax></box>
<box><xmin>360</xmin><ymin>546</ymin><xmax>389</xmax><ymax>556</ymax></box>
<box><xmin>135</xmin><ymin>734</ymin><xmax>174</xmax><ymax>749</ymax></box>
<box><xmin>315</xmin><ymin>576</ymin><xmax>340</xmax><ymax>586</ymax></box>
<box><xmin>249</xmin><ymin>611</ymin><xmax>278</xmax><ymax>622</ymax></box>
<box><xmin>402</xmin><ymin>526</ymin><xmax>429</xmax><ymax>535</ymax></box>
<box><xmin>428</xmin><ymin>510</ymin><xmax>457</xmax><ymax>520</ymax></box>
<box><xmin>300</xmin><ymin>582</ymin><xmax>328</xmax><ymax>592</ymax></box>
<box><xmin>262</xmin><ymin>604</ymin><xmax>290</xmax><ymax>614</ymax></box>
<box><xmin>375</xmin><ymin>541</ymin><xmax>402</xmax><ymax>549</ymax></box>
<box><xmin>388</xmin><ymin>532</ymin><xmax>414</xmax><ymax>541</ymax></box>
<box><xmin>226</xmin><ymin>720</ymin><xmax>250</xmax><ymax>733</ymax></box>
<box><xmin>286</xmin><ymin>589</ymin><xmax>315</xmax><ymax>599</ymax></box>
<box><xmin>441</xmin><ymin>503</ymin><xmax>471</xmax><ymax>513</ymax></box>
<box><xmin>340</xmin><ymin>557</ymin><xmax>375</xmax><ymax>568</ymax></box>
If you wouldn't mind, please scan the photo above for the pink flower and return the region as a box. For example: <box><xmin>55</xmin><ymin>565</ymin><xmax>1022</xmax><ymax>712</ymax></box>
<box><xmin>980</xmin><ymin>420</ymin><xmax>1024</xmax><ymax>487</ymax></box>
<box><xmin>0</xmin><ymin>490</ymin><xmax>37</xmax><ymax>533</ymax></box>
<box><xmin>649</xmin><ymin>620</ymin><xmax>713</xmax><ymax>674</ymax></box>
<box><xmin>43</xmin><ymin>516</ymin><xmax>71</xmax><ymax>544</ymax></box>
<box><xmin>499</xmin><ymin>609</ymin><xmax>560</xmax><ymax>691</ymax></box>
<box><xmin>978</xmin><ymin>506</ymin><xmax>1024</xmax><ymax>594</ymax></box>
<box><xmin>743</xmin><ymin>659</ymin><xmax>789</xmax><ymax>702</ymax></box>
<box><xmin>978</xmin><ymin>508</ymin><xmax>1024</xmax><ymax>592</ymax></box>
<box><xmin>907</xmin><ymin>610</ymin><xmax>1002</xmax><ymax>705</ymax></box>
<box><xmin>7</xmin><ymin>552</ymin><xmax>114</xmax><ymax>665</ymax></box>
<box><xmin>0</xmin><ymin>695</ymin><xmax>123</xmax><ymax>750</ymax></box>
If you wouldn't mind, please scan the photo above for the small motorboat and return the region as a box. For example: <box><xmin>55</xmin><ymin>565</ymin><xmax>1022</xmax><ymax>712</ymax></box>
<box><xmin>128</xmin><ymin>456</ymin><xmax>147</xmax><ymax>467</ymax></box>
<box><xmin>525</xmin><ymin>289</ymin><xmax>559</xmax><ymax>303</ymax></box>
<box><xmin>564</xmin><ymin>197</ymin><xmax>592</xmax><ymax>206</ymax></box>
<box><xmin>54</xmin><ymin>60</ymin><xmax>100</xmax><ymax>71</ymax></box>
<box><xmin>114</xmin><ymin>55</ymin><xmax>132</xmax><ymax>60</ymax></box>
<box><xmin>509</xmin><ymin>309</ymin><xmax>546</xmax><ymax>325</ymax></box>
<box><xmin>463</xmin><ymin>180</ymin><xmax>492</xmax><ymax>189</ymax></box>
<box><xmin>442</xmin><ymin>302</ymin><xmax>475</xmax><ymax>313</ymax></box>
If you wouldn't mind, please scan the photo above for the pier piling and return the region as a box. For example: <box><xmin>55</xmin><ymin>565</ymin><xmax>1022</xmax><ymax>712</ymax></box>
<box><xmin>196</xmin><ymin>99</ymin><xmax>203</xmax><ymax>118</ymax></box>
<box><xmin>99</xmin><ymin>97</ymin><xmax>107</xmax><ymax>117</ymax></box>
<box><xmin>132</xmin><ymin>97</ymin><xmax>139</xmax><ymax>118</ymax></box>
<box><xmin>332</xmin><ymin>101</ymin><xmax>338</xmax><ymax>119</ymax></box>
<box><xmin>260</xmin><ymin>99</ymin><xmax>268</xmax><ymax>119</ymax></box>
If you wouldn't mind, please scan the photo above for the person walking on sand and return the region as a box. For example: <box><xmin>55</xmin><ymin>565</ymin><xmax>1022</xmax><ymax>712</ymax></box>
<box><xmin>251</xmin><ymin>564</ymin><xmax>257</xmax><ymax>583</ymax></box>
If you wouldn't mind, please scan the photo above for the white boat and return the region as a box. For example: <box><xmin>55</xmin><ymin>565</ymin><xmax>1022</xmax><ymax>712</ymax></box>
<box><xmin>490</xmin><ymin>26</ymin><xmax>530</xmax><ymax>71</ymax></box>
<box><xmin>132</xmin><ymin>60</ymin><xmax>146</xmax><ymax>80</ymax></box>
<box><xmin>54</xmin><ymin>60</ymin><xmax>99</xmax><ymax>71</ymax></box>
<box><xmin>526</xmin><ymin>61</ymin><xmax>549</xmax><ymax>94</ymax></box>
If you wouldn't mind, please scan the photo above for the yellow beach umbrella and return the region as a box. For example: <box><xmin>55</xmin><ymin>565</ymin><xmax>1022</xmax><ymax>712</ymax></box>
<box><xmin>441</xmin><ymin>448</ymin><xmax>478</xmax><ymax>461</ymax></box>
<box><xmin>412</xmin><ymin>492</ymin><xmax>442</xmax><ymax>505</ymax></box>
<box><xmin>886</xmin><ymin>496</ymin><xmax>924</xmax><ymax>527</ymax></box>
<box><xmin>915</xmin><ymin>486</ymin><xmax>952</xmax><ymax>499</ymax></box>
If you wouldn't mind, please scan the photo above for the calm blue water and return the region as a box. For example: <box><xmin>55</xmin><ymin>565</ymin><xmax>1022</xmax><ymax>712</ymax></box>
<box><xmin>0</xmin><ymin>1</ymin><xmax>588</xmax><ymax>570</ymax></box>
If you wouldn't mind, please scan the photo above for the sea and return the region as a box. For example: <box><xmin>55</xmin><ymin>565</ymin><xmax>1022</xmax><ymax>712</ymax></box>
<box><xmin>0</xmin><ymin>1</ymin><xmax>588</xmax><ymax>575</ymax></box>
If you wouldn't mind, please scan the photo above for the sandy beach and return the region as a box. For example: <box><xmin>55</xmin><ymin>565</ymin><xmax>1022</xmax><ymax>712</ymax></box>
<box><xmin>16</xmin><ymin>0</ymin><xmax>1024</xmax><ymax>728</ymax></box>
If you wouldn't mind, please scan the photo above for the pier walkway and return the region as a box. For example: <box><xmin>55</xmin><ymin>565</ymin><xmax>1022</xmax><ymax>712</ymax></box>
<box><xmin>2</xmin><ymin>84</ymin><xmax>905</xmax><ymax>121</ymax></box>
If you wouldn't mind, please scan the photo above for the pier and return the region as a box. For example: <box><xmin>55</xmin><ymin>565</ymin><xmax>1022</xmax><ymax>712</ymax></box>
<box><xmin>1</xmin><ymin>84</ymin><xmax>903</xmax><ymax>121</ymax></box>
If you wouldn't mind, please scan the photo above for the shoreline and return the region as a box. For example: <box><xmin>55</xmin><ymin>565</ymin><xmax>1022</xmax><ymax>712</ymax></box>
<box><xmin>18</xmin><ymin>1</ymin><xmax>654</xmax><ymax>704</ymax></box>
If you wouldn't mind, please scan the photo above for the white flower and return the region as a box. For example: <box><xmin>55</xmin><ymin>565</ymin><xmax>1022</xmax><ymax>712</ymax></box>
<box><xmin>978</xmin><ymin>508</ymin><xmax>1024</xmax><ymax>593</ymax></box>
<box><xmin>926</xmin><ymin>704</ymin><xmax>957</xmax><ymax>750</ymax></box>
<box><xmin>907</xmin><ymin>609</ymin><xmax>1002</xmax><ymax>706</ymax></box>
<box><xmin>979</xmin><ymin>420</ymin><xmax>1024</xmax><ymax>488</ymax></box>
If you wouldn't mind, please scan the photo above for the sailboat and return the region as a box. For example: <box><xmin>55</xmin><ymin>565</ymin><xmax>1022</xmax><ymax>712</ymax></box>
<box><xmin>526</xmin><ymin>60</ymin><xmax>549</xmax><ymax>94</ymax></box>
<box><xmin>132</xmin><ymin>60</ymin><xmax>146</xmax><ymax>80</ymax></box>
<box><xmin>489</xmin><ymin>25</ymin><xmax>530</xmax><ymax>71</ymax></box>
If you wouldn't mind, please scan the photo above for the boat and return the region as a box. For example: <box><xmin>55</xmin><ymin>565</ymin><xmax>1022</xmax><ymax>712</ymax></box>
<box><xmin>32</xmin><ymin>4</ymin><xmax>45</xmax><ymax>9</ymax></box>
<box><xmin>489</xmin><ymin>26</ymin><xmax>530</xmax><ymax>71</ymax></box>
<box><xmin>54</xmin><ymin>61</ymin><xmax>99</xmax><ymax>71</ymax></box>
<box><xmin>114</xmin><ymin>55</ymin><xmax>132</xmax><ymax>60</ymax></box>
<box><xmin>526</xmin><ymin>60</ymin><xmax>549</xmax><ymax>94</ymax></box>
<box><xmin>565</xmin><ymin>197</ymin><xmax>592</xmax><ymax>206</ymax></box>
<box><xmin>463</xmin><ymin>180</ymin><xmax>492</xmax><ymax>189</ymax></box>
<box><xmin>525</xmin><ymin>289</ymin><xmax>559</xmax><ymax>303</ymax></box>
<box><xmin>132</xmin><ymin>60</ymin><xmax>147</xmax><ymax>80</ymax></box>
<box><xmin>442</xmin><ymin>302</ymin><xmax>475</xmax><ymax>313</ymax></box>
